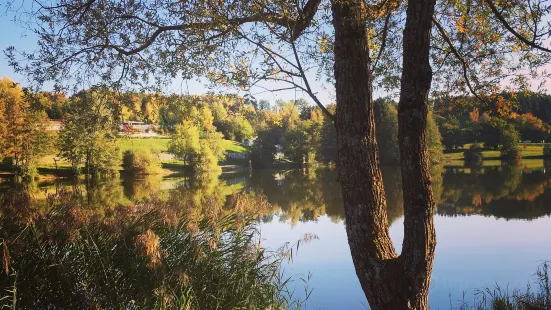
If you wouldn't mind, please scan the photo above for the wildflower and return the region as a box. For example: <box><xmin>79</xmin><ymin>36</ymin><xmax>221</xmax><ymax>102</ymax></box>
<box><xmin>128</xmin><ymin>204</ymin><xmax>136</xmax><ymax>212</ymax></box>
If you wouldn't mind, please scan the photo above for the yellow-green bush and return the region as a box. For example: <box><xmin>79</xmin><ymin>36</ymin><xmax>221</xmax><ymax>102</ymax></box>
<box><xmin>122</xmin><ymin>149</ymin><xmax>162</xmax><ymax>175</ymax></box>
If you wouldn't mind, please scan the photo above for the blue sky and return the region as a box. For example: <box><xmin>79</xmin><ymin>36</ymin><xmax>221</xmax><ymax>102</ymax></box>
<box><xmin>0</xmin><ymin>6</ymin><xmax>335</xmax><ymax>105</ymax></box>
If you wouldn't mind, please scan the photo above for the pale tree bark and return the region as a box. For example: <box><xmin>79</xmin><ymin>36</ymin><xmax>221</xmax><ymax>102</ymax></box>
<box><xmin>331</xmin><ymin>0</ymin><xmax>437</xmax><ymax>308</ymax></box>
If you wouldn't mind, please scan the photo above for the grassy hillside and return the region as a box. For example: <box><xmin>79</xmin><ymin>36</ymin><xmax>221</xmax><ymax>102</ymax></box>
<box><xmin>117</xmin><ymin>138</ymin><xmax>248</xmax><ymax>154</ymax></box>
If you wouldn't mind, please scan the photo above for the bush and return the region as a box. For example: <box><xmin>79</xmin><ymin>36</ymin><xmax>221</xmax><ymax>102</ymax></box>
<box><xmin>501</xmin><ymin>147</ymin><xmax>522</xmax><ymax>162</ymax></box>
<box><xmin>464</xmin><ymin>143</ymin><xmax>484</xmax><ymax>165</ymax></box>
<box><xmin>500</xmin><ymin>123</ymin><xmax>522</xmax><ymax>162</ymax></box>
<box><xmin>122</xmin><ymin>149</ymin><xmax>162</xmax><ymax>175</ymax></box>
<box><xmin>1</xmin><ymin>157</ymin><xmax>15</xmax><ymax>171</ymax></box>
<box><xmin>544</xmin><ymin>144</ymin><xmax>551</xmax><ymax>158</ymax></box>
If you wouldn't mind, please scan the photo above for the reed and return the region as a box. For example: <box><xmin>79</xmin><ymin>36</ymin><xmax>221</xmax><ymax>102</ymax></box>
<box><xmin>0</xmin><ymin>188</ymin><xmax>308</xmax><ymax>309</ymax></box>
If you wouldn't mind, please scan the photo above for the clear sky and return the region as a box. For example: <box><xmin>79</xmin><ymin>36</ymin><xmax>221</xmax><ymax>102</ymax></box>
<box><xmin>0</xmin><ymin>5</ymin><xmax>335</xmax><ymax>105</ymax></box>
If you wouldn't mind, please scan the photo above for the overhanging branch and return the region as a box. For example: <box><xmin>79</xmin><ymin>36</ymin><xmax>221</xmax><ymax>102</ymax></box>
<box><xmin>484</xmin><ymin>0</ymin><xmax>551</xmax><ymax>53</ymax></box>
<box><xmin>432</xmin><ymin>17</ymin><xmax>488</xmax><ymax>104</ymax></box>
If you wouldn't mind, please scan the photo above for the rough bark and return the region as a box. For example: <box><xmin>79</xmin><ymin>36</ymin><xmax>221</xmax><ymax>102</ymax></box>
<box><xmin>398</xmin><ymin>0</ymin><xmax>438</xmax><ymax>309</ymax></box>
<box><xmin>331</xmin><ymin>0</ymin><xmax>401</xmax><ymax>308</ymax></box>
<box><xmin>331</xmin><ymin>0</ymin><xmax>437</xmax><ymax>309</ymax></box>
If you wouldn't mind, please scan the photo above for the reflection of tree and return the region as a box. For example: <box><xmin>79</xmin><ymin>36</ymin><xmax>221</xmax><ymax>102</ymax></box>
<box><xmin>438</xmin><ymin>164</ymin><xmax>551</xmax><ymax>220</ymax></box>
<box><xmin>252</xmin><ymin>166</ymin><xmax>444</xmax><ymax>226</ymax></box>
<box><xmin>168</xmin><ymin>170</ymin><xmax>277</xmax><ymax>230</ymax></box>
<box><xmin>250</xmin><ymin>169</ymin><xmax>341</xmax><ymax>226</ymax></box>
<box><xmin>83</xmin><ymin>177</ymin><xmax>124</xmax><ymax>210</ymax></box>
<box><xmin>122</xmin><ymin>173</ymin><xmax>163</xmax><ymax>201</ymax></box>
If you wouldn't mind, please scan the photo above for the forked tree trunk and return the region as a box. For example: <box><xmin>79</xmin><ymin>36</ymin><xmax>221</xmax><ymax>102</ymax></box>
<box><xmin>331</xmin><ymin>0</ymin><xmax>436</xmax><ymax>309</ymax></box>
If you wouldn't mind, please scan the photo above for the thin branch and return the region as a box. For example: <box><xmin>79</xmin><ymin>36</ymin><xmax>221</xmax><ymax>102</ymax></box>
<box><xmin>237</xmin><ymin>28</ymin><xmax>301</xmax><ymax>72</ymax></box>
<box><xmin>372</xmin><ymin>13</ymin><xmax>391</xmax><ymax>71</ymax></box>
<box><xmin>291</xmin><ymin>40</ymin><xmax>334</xmax><ymax>121</ymax></box>
<box><xmin>432</xmin><ymin>17</ymin><xmax>488</xmax><ymax>104</ymax></box>
<box><xmin>484</xmin><ymin>0</ymin><xmax>551</xmax><ymax>53</ymax></box>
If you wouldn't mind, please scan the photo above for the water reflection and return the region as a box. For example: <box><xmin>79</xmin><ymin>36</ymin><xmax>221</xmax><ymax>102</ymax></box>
<box><xmin>2</xmin><ymin>164</ymin><xmax>551</xmax><ymax>308</ymax></box>
<box><xmin>439</xmin><ymin>165</ymin><xmax>551</xmax><ymax>219</ymax></box>
<box><xmin>3</xmin><ymin>163</ymin><xmax>551</xmax><ymax>223</ymax></box>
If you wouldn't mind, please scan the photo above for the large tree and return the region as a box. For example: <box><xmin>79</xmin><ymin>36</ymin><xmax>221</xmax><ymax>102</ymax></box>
<box><xmin>7</xmin><ymin>0</ymin><xmax>551</xmax><ymax>308</ymax></box>
<box><xmin>0</xmin><ymin>76</ymin><xmax>50</xmax><ymax>177</ymax></box>
<box><xmin>58</xmin><ymin>90</ymin><xmax>120</xmax><ymax>175</ymax></box>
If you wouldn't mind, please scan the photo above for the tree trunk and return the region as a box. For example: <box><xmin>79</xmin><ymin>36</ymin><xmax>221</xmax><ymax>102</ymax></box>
<box><xmin>331</xmin><ymin>0</ymin><xmax>401</xmax><ymax>308</ymax></box>
<box><xmin>331</xmin><ymin>0</ymin><xmax>437</xmax><ymax>309</ymax></box>
<box><xmin>398</xmin><ymin>0</ymin><xmax>438</xmax><ymax>308</ymax></box>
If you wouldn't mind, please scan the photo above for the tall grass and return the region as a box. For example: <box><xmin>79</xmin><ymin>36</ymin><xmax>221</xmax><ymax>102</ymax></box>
<box><xmin>452</xmin><ymin>261</ymin><xmax>551</xmax><ymax>310</ymax></box>
<box><xmin>0</xmin><ymin>188</ymin><xmax>308</xmax><ymax>309</ymax></box>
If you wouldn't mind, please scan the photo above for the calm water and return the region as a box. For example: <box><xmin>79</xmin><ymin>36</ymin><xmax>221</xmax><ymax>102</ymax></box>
<box><xmin>2</xmin><ymin>164</ymin><xmax>551</xmax><ymax>309</ymax></box>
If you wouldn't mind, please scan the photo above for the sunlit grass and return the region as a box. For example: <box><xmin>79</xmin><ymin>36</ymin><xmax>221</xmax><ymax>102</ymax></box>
<box><xmin>30</xmin><ymin>137</ymin><xmax>248</xmax><ymax>174</ymax></box>
<box><xmin>443</xmin><ymin>144</ymin><xmax>546</xmax><ymax>167</ymax></box>
<box><xmin>220</xmin><ymin>139</ymin><xmax>248</xmax><ymax>153</ymax></box>
<box><xmin>117</xmin><ymin>137</ymin><xmax>171</xmax><ymax>154</ymax></box>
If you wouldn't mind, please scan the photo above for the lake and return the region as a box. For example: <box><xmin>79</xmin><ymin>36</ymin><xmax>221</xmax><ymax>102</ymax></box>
<box><xmin>1</xmin><ymin>163</ymin><xmax>550</xmax><ymax>309</ymax></box>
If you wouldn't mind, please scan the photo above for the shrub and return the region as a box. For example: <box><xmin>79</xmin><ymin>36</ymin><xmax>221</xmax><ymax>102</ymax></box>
<box><xmin>500</xmin><ymin>124</ymin><xmax>522</xmax><ymax>162</ymax></box>
<box><xmin>1</xmin><ymin>157</ymin><xmax>15</xmax><ymax>171</ymax></box>
<box><xmin>501</xmin><ymin>147</ymin><xmax>522</xmax><ymax>162</ymax></box>
<box><xmin>464</xmin><ymin>143</ymin><xmax>484</xmax><ymax>165</ymax></box>
<box><xmin>544</xmin><ymin>144</ymin><xmax>551</xmax><ymax>158</ymax></box>
<box><xmin>122</xmin><ymin>149</ymin><xmax>162</xmax><ymax>175</ymax></box>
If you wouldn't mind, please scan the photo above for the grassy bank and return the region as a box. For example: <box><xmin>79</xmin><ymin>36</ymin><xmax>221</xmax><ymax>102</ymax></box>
<box><xmin>443</xmin><ymin>144</ymin><xmax>546</xmax><ymax>167</ymax></box>
<box><xmin>30</xmin><ymin>137</ymin><xmax>249</xmax><ymax>176</ymax></box>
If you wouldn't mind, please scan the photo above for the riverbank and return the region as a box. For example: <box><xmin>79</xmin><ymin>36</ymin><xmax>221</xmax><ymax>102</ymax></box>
<box><xmin>2</xmin><ymin>137</ymin><xmax>250</xmax><ymax>179</ymax></box>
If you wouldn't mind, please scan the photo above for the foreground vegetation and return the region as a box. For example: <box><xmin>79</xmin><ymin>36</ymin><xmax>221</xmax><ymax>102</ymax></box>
<box><xmin>454</xmin><ymin>262</ymin><xmax>551</xmax><ymax>310</ymax></box>
<box><xmin>0</xmin><ymin>187</ymin><xmax>307</xmax><ymax>309</ymax></box>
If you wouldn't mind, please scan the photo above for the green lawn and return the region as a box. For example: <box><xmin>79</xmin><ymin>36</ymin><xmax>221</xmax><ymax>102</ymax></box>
<box><xmin>34</xmin><ymin>137</ymin><xmax>248</xmax><ymax>173</ymax></box>
<box><xmin>117</xmin><ymin>138</ymin><xmax>248</xmax><ymax>154</ymax></box>
<box><xmin>221</xmin><ymin>140</ymin><xmax>248</xmax><ymax>153</ymax></box>
<box><xmin>443</xmin><ymin>144</ymin><xmax>545</xmax><ymax>167</ymax></box>
<box><xmin>117</xmin><ymin>137</ymin><xmax>171</xmax><ymax>154</ymax></box>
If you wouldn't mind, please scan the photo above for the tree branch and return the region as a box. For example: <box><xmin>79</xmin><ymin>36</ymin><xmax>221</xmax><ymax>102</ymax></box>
<box><xmin>291</xmin><ymin>0</ymin><xmax>322</xmax><ymax>41</ymax></box>
<box><xmin>97</xmin><ymin>14</ymin><xmax>292</xmax><ymax>56</ymax></box>
<box><xmin>372</xmin><ymin>13</ymin><xmax>391</xmax><ymax>71</ymax></box>
<box><xmin>484</xmin><ymin>0</ymin><xmax>551</xmax><ymax>53</ymax></box>
<box><xmin>432</xmin><ymin>17</ymin><xmax>488</xmax><ymax>104</ymax></box>
<box><xmin>291</xmin><ymin>40</ymin><xmax>334</xmax><ymax>121</ymax></box>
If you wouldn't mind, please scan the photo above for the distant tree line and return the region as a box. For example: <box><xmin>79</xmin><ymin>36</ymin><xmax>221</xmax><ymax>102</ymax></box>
<box><xmin>433</xmin><ymin>92</ymin><xmax>551</xmax><ymax>152</ymax></box>
<box><xmin>251</xmin><ymin>98</ymin><xmax>444</xmax><ymax>168</ymax></box>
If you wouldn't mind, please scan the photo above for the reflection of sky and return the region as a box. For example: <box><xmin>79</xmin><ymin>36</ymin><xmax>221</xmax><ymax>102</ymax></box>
<box><xmin>260</xmin><ymin>214</ymin><xmax>551</xmax><ymax>309</ymax></box>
